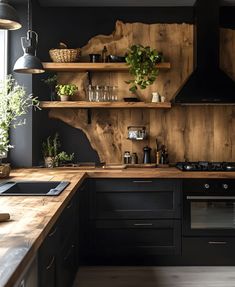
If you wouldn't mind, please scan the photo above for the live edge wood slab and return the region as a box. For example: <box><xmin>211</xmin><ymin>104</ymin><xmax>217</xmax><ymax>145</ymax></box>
<box><xmin>1</xmin><ymin>167</ymin><xmax>235</xmax><ymax>287</ymax></box>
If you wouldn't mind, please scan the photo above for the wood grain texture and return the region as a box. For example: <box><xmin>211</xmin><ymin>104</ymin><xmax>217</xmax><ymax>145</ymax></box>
<box><xmin>40</xmin><ymin>101</ymin><xmax>171</xmax><ymax>108</ymax></box>
<box><xmin>74</xmin><ymin>266</ymin><xmax>235</xmax><ymax>287</ymax></box>
<box><xmin>42</xmin><ymin>62</ymin><xmax>171</xmax><ymax>71</ymax></box>
<box><xmin>47</xmin><ymin>21</ymin><xmax>235</xmax><ymax>164</ymax></box>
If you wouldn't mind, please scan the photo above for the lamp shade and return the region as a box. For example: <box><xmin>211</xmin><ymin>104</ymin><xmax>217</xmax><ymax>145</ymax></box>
<box><xmin>0</xmin><ymin>0</ymin><xmax>21</xmax><ymax>30</ymax></box>
<box><xmin>13</xmin><ymin>53</ymin><xmax>45</xmax><ymax>74</ymax></box>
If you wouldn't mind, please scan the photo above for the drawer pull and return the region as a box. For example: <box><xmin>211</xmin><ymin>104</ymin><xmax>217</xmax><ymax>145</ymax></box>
<box><xmin>208</xmin><ymin>241</ymin><xmax>227</xmax><ymax>245</ymax></box>
<box><xmin>133</xmin><ymin>180</ymin><xmax>153</xmax><ymax>183</ymax></box>
<box><xmin>46</xmin><ymin>256</ymin><xmax>55</xmax><ymax>270</ymax></box>
<box><xmin>64</xmin><ymin>244</ymin><xmax>75</xmax><ymax>261</ymax></box>
<box><xmin>134</xmin><ymin>223</ymin><xmax>153</xmax><ymax>226</ymax></box>
<box><xmin>48</xmin><ymin>227</ymin><xmax>57</xmax><ymax>237</ymax></box>
<box><xmin>67</xmin><ymin>202</ymin><xmax>73</xmax><ymax>209</ymax></box>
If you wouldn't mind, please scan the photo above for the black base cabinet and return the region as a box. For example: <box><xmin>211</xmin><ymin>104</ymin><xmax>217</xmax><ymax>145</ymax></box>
<box><xmin>85</xmin><ymin>178</ymin><xmax>182</xmax><ymax>263</ymax></box>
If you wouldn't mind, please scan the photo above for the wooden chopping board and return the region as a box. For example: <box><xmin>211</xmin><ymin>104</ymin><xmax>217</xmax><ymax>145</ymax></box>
<box><xmin>0</xmin><ymin>213</ymin><xmax>10</xmax><ymax>222</ymax></box>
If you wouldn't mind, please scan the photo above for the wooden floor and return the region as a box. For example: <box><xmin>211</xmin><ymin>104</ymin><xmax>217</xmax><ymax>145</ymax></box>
<box><xmin>73</xmin><ymin>266</ymin><xmax>235</xmax><ymax>287</ymax></box>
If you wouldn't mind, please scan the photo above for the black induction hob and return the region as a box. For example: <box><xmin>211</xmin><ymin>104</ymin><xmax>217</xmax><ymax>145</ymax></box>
<box><xmin>176</xmin><ymin>162</ymin><xmax>235</xmax><ymax>171</ymax></box>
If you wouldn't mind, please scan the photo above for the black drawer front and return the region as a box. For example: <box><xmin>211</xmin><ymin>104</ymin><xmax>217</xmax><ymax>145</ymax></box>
<box><xmin>91</xmin><ymin>220</ymin><xmax>181</xmax><ymax>255</ymax></box>
<box><xmin>183</xmin><ymin>179</ymin><xmax>235</xmax><ymax>193</ymax></box>
<box><xmin>182</xmin><ymin>237</ymin><xmax>235</xmax><ymax>265</ymax></box>
<box><xmin>95</xmin><ymin>179</ymin><xmax>180</xmax><ymax>192</ymax></box>
<box><xmin>91</xmin><ymin>190</ymin><xmax>181</xmax><ymax>219</ymax></box>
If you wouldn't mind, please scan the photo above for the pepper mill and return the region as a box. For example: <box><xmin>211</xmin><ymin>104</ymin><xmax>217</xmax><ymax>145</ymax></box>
<box><xmin>143</xmin><ymin>146</ymin><xmax>151</xmax><ymax>164</ymax></box>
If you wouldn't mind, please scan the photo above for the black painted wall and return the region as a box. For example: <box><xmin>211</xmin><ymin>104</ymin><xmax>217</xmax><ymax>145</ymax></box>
<box><xmin>8</xmin><ymin>1</ymin><xmax>235</xmax><ymax>166</ymax></box>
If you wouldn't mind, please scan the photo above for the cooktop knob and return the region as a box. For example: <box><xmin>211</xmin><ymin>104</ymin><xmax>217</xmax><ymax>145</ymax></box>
<box><xmin>222</xmin><ymin>184</ymin><xmax>229</xmax><ymax>190</ymax></box>
<box><xmin>204</xmin><ymin>183</ymin><xmax>210</xmax><ymax>189</ymax></box>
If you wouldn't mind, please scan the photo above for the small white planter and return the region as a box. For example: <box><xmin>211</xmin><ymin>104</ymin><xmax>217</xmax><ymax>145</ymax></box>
<box><xmin>60</xmin><ymin>95</ymin><xmax>70</xmax><ymax>101</ymax></box>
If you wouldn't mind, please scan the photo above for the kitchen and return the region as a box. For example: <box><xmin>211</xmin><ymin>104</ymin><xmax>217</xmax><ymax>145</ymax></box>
<box><xmin>0</xmin><ymin>0</ymin><xmax>235</xmax><ymax>286</ymax></box>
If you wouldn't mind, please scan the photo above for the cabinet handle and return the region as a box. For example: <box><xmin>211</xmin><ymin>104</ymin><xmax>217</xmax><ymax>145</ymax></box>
<box><xmin>187</xmin><ymin>196</ymin><xmax>235</xmax><ymax>200</ymax></box>
<box><xmin>64</xmin><ymin>244</ymin><xmax>75</xmax><ymax>261</ymax></box>
<box><xmin>208</xmin><ymin>241</ymin><xmax>227</xmax><ymax>245</ymax></box>
<box><xmin>133</xmin><ymin>180</ymin><xmax>153</xmax><ymax>183</ymax></box>
<box><xmin>46</xmin><ymin>256</ymin><xmax>55</xmax><ymax>270</ymax></box>
<box><xmin>48</xmin><ymin>227</ymin><xmax>57</xmax><ymax>237</ymax></box>
<box><xmin>134</xmin><ymin>223</ymin><xmax>153</xmax><ymax>226</ymax></box>
<box><xmin>67</xmin><ymin>201</ymin><xmax>73</xmax><ymax>209</ymax></box>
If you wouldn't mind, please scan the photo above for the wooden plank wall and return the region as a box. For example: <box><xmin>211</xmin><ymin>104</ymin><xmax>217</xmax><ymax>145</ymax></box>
<box><xmin>49</xmin><ymin>21</ymin><xmax>235</xmax><ymax>164</ymax></box>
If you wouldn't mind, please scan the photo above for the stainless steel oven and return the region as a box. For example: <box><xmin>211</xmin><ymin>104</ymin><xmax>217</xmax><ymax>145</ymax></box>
<box><xmin>183</xmin><ymin>179</ymin><xmax>235</xmax><ymax>236</ymax></box>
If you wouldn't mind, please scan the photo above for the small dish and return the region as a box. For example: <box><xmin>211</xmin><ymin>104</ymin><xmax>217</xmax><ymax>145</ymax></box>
<box><xmin>109</xmin><ymin>55</ymin><xmax>126</xmax><ymax>62</ymax></box>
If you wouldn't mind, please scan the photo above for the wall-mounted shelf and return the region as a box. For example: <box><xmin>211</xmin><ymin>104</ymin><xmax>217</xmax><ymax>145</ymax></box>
<box><xmin>42</xmin><ymin>62</ymin><xmax>171</xmax><ymax>72</ymax></box>
<box><xmin>40</xmin><ymin>101</ymin><xmax>171</xmax><ymax>109</ymax></box>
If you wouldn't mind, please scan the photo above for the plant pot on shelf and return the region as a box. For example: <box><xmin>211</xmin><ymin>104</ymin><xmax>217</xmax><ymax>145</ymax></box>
<box><xmin>0</xmin><ymin>163</ymin><xmax>11</xmax><ymax>178</ymax></box>
<box><xmin>59</xmin><ymin>95</ymin><xmax>70</xmax><ymax>102</ymax></box>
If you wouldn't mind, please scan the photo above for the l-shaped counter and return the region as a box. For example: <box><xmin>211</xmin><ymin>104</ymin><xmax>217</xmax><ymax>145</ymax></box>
<box><xmin>1</xmin><ymin>167</ymin><xmax>235</xmax><ymax>287</ymax></box>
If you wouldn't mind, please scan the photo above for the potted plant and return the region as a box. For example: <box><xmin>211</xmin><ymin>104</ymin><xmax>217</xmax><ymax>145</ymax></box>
<box><xmin>125</xmin><ymin>44</ymin><xmax>163</xmax><ymax>93</ymax></box>
<box><xmin>0</xmin><ymin>75</ymin><xmax>40</xmax><ymax>177</ymax></box>
<box><xmin>42</xmin><ymin>133</ymin><xmax>60</xmax><ymax>167</ymax></box>
<box><xmin>56</xmin><ymin>83</ymin><xmax>78</xmax><ymax>101</ymax></box>
<box><xmin>42</xmin><ymin>133</ymin><xmax>74</xmax><ymax>167</ymax></box>
<box><xmin>42</xmin><ymin>74</ymin><xmax>57</xmax><ymax>101</ymax></box>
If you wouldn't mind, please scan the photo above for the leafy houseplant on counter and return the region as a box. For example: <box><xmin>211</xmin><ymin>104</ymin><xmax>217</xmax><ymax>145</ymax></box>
<box><xmin>56</xmin><ymin>83</ymin><xmax>78</xmax><ymax>101</ymax></box>
<box><xmin>42</xmin><ymin>133</ymin><xmax>74</xmax><ymax>168</ymax></box>
<box><xmin>0</xmin><ymin>75</ymin><xmax>40</xmax><ymax>178</ymax></box>
<box><xmin>125</xmin><ymin>44</ymin><xmax>163</xmax><ymax>93</ymax></box>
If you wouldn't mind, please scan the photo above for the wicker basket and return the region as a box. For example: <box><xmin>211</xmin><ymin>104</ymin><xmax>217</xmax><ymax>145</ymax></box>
<box><xmin>49</xmin><ymin>48</ymin><xmax>81</xmax><ymax>63</ymax></box>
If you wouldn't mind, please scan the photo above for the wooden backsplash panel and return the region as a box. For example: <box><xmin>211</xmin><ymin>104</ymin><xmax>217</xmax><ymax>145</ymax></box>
<box><xmin>49</xmin><ymin>22</ymin><xmax>235</xmax><ymax>164</ymax></box>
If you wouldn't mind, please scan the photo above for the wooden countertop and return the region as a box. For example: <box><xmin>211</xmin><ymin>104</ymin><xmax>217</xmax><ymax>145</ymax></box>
<box><xmin>1</xmin><ymin>167</ymin><xmax>235</xmax><ymax>287</ymax></box>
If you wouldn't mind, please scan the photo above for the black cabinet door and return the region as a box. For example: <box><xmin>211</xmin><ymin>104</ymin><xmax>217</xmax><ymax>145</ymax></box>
<box><xmin>57</xmin><ymin>236</ymin><xmax>76</xmax><ymax>287</ymax></box>
<box><xmin>38</xmin><ymin>224</ymin><xmax>59</xmax><ymax>287</ymax></box>
<box><xmin>91</xmin><ymin>219</ymin><xmax>181</xmax><ymax>256</ymax></box>
<box><xmin>91</xmin><ymin>179</ymin><xmax>181</xmax><ymax>219</ymax></box>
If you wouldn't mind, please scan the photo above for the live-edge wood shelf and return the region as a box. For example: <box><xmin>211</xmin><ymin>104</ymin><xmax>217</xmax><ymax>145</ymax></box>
<box><xmin>40</xmin><ymin>101</ymin><xmax>171</xmax><ymax>109</ymax></box>
<box><xmin>42</xmin><ymin>62</ymin><xmax>171</xmax><ymax>72</ymax></box>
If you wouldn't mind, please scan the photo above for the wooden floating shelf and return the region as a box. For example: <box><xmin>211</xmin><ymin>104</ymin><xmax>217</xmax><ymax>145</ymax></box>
<box><xmin>42</xmin><ymin>62</ymin><xmax>171</xmax><ymax>72</ymax></box>
<box><xmin>40</xmin><ymin>101</ymin><xmax>172</xmax><ymax>109</ymax></box>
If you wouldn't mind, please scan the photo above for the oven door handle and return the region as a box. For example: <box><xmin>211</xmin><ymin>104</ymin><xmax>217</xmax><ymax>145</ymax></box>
<box><xmin>187</xmin><ymin>196</ymin><xmax>235</xmax><ymax>200</ymax></box>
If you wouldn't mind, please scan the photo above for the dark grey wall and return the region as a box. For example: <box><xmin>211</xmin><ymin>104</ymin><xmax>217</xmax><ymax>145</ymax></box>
<box><xmin>8</xmin><ymin>3</ymin><xmax>34</xmax><ymax>167</ymax></box>
<box><xmin>8</xmin><ymin>1</ymin><xmax>235</xmax><ymax>166</ymax></box>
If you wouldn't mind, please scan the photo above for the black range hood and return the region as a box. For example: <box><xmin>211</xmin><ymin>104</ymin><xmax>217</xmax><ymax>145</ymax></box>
<box><xmin>174</xmin><ymin>0</ymin><xmax>235</xmax><ymax>104</ymax></box>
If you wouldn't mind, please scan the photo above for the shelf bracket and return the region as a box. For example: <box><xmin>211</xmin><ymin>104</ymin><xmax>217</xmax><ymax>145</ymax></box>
<box><xmin>87</xmin><ymin>108</ymin><xmax>92</xmax><ymax>124</ymax></box>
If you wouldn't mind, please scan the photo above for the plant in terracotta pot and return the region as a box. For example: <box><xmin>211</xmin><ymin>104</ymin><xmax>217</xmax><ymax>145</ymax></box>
<box><xmin>56</xmin><ymin>83</ymin><xmax>78</xmax><ymax>101</ymax></box>
<box><xmin>0</xmin><ymin>75</ymin><xmax>40</xmax><ymax>177</ymax></box>
<box><xmin>125</xmin><ymin>44</ymin><xmax>163</xmax><ymax>93</ymax></box>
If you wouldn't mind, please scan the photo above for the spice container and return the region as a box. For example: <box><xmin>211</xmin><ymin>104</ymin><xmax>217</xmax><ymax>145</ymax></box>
<box><xmin>123</xmin><ymin>151</ymin><xmax>131</xmax><ymax>164</ymax></box>
<box><xmin>131</xmin><ymin>153</ymin><xmax>138</xmax><ymax>164</ymax></box>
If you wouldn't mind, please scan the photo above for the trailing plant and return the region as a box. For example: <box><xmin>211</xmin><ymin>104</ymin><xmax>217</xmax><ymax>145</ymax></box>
<box><xmin>0</xmin><ymin>75</ymin><xmax>40</xmax><ymax>159</ymax></box>
<box><xmin>56</xmin><ymin>151</ymin><xmax>74</xmax><ymax>163</ymax></box>
<box><xmin>56</xmin><ymin>83</ymin><xmax>78</xmax><ymax>97</ymax></box>
<box><xmin>125</xmin><ymin>44</ymin><xmax>163</xmax><ymax>93</ymax></box>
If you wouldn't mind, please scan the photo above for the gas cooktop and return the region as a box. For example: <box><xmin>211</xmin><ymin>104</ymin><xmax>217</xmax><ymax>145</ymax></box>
<box><xmin>176</xmin><ymin>162</ymin><xmax>235</xmax><ymax>171</ymax></box>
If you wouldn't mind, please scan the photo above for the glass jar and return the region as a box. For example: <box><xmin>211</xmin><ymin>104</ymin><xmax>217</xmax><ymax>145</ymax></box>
<box><xmin>123</xmin><ymin>151</ymin><xmax>131</xmax><ymax>164</ymax></box>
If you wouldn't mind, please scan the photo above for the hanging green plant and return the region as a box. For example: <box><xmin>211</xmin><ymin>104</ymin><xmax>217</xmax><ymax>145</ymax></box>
<box><xmin>125</xmin><ymin>44</ymin><xmax>163</xmax><ymax>93</ymax></box>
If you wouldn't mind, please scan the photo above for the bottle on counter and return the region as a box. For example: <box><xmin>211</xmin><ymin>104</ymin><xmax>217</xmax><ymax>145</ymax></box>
<box><xmin>143</xmin><ymin>146</ymin><xmax>151</xmax><ymax>164</ymax></box>
<box><xmin>101</xmin><ymin>46</ymin><xmax>108</xmax><ymax>63</ymax></box>
<box><xmin>160</xmin><ymin>145</ymin><xmax>169</xmax><ymax>164</ymax></box>
<box><xmin>156</xmin><ymin>151</ymin><xmax>160</xmax><ymax>165</ymax></box>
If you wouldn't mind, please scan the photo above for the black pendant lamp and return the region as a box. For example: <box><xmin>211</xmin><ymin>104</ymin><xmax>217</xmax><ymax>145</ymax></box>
<box><xmin>13</xmin><ymin>0</ymin><xmax>44</xmax><ymax>74</ymax></box>
<box><xmin>0</xmin><ymin>0</ymin><xmax>21</xmax><ymax>30</ymax></box>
